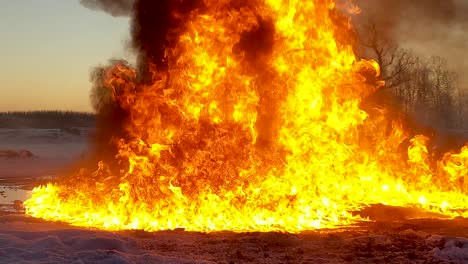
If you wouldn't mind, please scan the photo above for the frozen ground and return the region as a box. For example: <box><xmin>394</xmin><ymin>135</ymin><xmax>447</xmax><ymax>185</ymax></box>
<box><xmin>0</xmin><ymin>211</ymin><xmax>467</xmax><ymax>263</ymax></box>
<box><xmin>0</xmin><ymin>129</ymin><xmax>90</xmax><ymax>179</ymax></box>
<box><xmin>0</xmin><ymin>128</ymin><xmax>467</xmax><ymax>263</ymax></box>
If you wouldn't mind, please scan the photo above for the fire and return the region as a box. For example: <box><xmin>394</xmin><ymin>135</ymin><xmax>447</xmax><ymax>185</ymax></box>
<box><xmin>25</xmin><ymin>0</ymin><xmax>467</xmax><ymax>232</ymax></box>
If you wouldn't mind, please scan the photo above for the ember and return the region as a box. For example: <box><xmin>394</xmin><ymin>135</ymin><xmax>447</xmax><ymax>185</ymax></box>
<box><xmin>24</xmin><ymin>0</ymin><xmax>467</xmax><ymax>232</ymax></box>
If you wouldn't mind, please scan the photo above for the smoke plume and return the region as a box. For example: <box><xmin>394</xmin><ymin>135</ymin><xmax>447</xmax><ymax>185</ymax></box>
<box><xmin>80</xmin><ymin>0</ymin><xmax>134</xmax><ymax>17</ymax></box>
<box><xmin>87</xmin><ymin>0</ymin><xmax>203</xmax><ymax>163</ymax></box>
<box><xmin>130</xmin><ymin>0</ymin><xmax>203</xmax><ymax>79</ymax></box>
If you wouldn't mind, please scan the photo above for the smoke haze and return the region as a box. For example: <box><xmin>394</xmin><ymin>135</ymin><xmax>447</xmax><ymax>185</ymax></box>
<box><xmin>79</xmin><ymin>0</ymin><xmax>134</xmax><ymax>17</ymax></box>
<box><xmin>352</xmin><ymin>0</ymin><xmax>468</xmax><ymax>87</ymax></box>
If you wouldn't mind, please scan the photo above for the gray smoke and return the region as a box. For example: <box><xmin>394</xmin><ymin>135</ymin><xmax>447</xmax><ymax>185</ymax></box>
<box><xmin>351</xmin><ymin>0</ymin><xmax>468</xmax><ymax>87</ymax></box>
<box><xmin>80</xmin><ymin>0</ymin><xmax>135</xmax><ymax>17</ymax></box>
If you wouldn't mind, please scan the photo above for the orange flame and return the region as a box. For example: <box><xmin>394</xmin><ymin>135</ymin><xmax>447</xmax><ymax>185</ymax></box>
<box><xmin>25</xmin><ymin>0</ymin><xmax>467</xmax><ymax>232</ymax></box>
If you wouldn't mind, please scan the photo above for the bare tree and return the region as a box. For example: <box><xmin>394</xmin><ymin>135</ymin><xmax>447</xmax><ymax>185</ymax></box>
<box><xmin>356</xmin><ymin>19</ymin><xmax>415</xmax><ymax>90</ymax></box>
<box><xmin>355</xmin><ymin>19</ymin><xmax>462</xmax><ymax>130</ymax></box>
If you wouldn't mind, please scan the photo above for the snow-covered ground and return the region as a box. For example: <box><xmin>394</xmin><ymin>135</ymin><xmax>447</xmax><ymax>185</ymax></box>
<box><xmin>0</xmin><ymin>128</ymin><xmax>467</xmax><ymax>263</ymax></box>
<box><xmin>0</xmin><ymin>213</ymin><xmax>467</xmax><ymax>263</ymax></box>
<box><xmin>0</xmin><ymin>129</ymin><xmax>90</xmax><ymax>179</ymax></box>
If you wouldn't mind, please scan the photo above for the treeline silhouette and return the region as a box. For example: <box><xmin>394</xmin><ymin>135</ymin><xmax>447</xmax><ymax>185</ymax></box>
<box><xmin>0</xmin><ymin>111</ymin><xmax>96</xmax><ymax>129</ymax></box>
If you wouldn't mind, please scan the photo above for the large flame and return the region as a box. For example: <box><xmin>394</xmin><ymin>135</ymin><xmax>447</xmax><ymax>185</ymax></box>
<box><xmin>25</xmin><ymin>0</ymin><xmax>467</xmax><ymax>232</ymax></box>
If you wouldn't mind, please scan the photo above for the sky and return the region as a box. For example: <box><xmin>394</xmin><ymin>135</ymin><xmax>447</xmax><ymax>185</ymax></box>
<box><xmin>0</xmin><ymin>0</ymin><xmax>130</xmax><ymax>112</ymax></box>
<box><xmin>1</xmin><ymin>1</ymin><xmax>466</xmax><ymax>112</ymax></box>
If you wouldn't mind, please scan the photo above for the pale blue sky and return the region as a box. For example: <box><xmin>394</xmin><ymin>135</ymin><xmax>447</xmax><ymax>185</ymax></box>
<box><xmin>0</xmin><ymin>0</ymin><xmax>130</xmax><ymax>111</ymax></box>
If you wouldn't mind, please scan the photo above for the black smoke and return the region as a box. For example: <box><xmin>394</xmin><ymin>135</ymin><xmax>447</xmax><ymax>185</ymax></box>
<box><xmin>79</xmin><ymin>0</ymin><xmax>134</xmax><ymax>17</ymax></box>
<box><xmin>85</xmin><ymin>0</ymin><xmax>204</xmax><ymax>164</ymax></box>
<box><xmin>130</xmin><ymin>0</ymin><xmax>204</xmax><ymax>80</ymax></box>
<box><xmin>80</xmin><ymin>0</ymin><xmax>203</xmax><ymax>72</ymax></box>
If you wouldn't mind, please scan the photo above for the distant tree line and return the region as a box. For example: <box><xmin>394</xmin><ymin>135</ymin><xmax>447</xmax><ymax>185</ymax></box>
<box><xmin>356</xmin><ymin>20</ymin><xmax>468</xmax><ymax>132</ymax></box>
<box><xmin>0</xmin><ymin>111</ymin><xmax>96</xmax><ymax>129</ymax></box>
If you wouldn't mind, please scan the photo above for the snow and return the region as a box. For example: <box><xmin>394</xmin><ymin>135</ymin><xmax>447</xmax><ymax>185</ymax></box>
<box><xmin>0</xmin><ymin>217</ymin><xmax>206</xmax><ymax>264</ymax></box>
<box><xmin>0</xmin><ymin>129</ymin><xmax>90</xmax><ymax>179</ymax></box>
<box><xmin>431</xmin><ymin>237</ymin><xmax>468</xmax><ymax>263</ymax></box>
<box><xmin>0</xmin><ymin>214</ymin><xmax>467</xmax><ymax>263</ymax></box>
